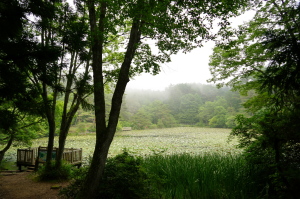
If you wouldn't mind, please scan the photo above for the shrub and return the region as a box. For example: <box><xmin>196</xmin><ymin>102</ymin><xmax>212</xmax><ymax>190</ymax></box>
<box><xmin>60</xmin><ymin>150</ymin><xmax>150</xmax><ymax>199</ymax></box>
<box><xmin>36</xmin><ymin>161</ymin><xmax>73</xmax><ymax>181</ymax></box>
<box><xmin>98</xmin><ymin>150</ymin><xmax>149</xmax><ymax>199</ymax></box>
<box><xmin>59</xmin><ymin>166</ymin><xmax>89</xmax><ymax>198</ymax></box>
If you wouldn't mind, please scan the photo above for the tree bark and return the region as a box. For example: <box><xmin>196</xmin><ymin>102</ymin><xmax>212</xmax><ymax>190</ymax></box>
<box><xmin>55</xmin><ymin>52</ymin><xmax>77</xmax><ymax>168</ymax></box>
<box><xmin>0</xmin><ymin>134</ymin><xmax>14</xmax><ymax>164</ymax></box>
<box><xmin>42</xmin><ymin>81</ymin><xmax>57</xmax><ymax>168</ymax></box>
<box><xmin>76</xmin><ymin>1</ymin><xmax>142</xmax><ymax>198</ymax></box>
<box><xmin>76</xmin><ymin>1</ymin><xmax>107</xmax><ymax>198</ymax></box>
<box><xmin>56</xmin><ymin>100</ymin><xmax>81</xmax><ymax>168</ymax></box>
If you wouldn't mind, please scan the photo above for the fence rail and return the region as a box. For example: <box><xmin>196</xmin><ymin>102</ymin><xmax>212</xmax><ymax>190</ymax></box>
<box><xmin>17</xmin><ymin>146</ymin><xmax>82</xmax><ymax>170</ymax></box>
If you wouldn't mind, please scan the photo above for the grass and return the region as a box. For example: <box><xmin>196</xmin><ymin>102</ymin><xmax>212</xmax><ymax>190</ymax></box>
<box><xmin>2</xmin><ymin>127</ymin><xmax>242</xmax><ymax>163</ymax></box>
<box><xmin>142</xmin><ymin>153</ymin><xmax>263</xmax><ymax>199</ymax></box>
<box><xmin>2</xmin><ymin>127</ymin><xmax>266</xmax><ymax>198</ymax></box>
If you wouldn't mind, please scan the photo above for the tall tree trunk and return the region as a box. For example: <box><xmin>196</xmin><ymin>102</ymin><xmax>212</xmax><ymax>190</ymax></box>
<box><xmin>55</xmin><ymin>53</ymin><xmax>91</xmax><ymax>169</ymax></box>
<box><xmin>55</xmin><ymin>101</ymin><xmax>81</xmax><ymax>168</ymax></box>
<box><xmin>55</xmin><ymin>55</ymin><xmax>74</xmax><ymax>168</ymax></box>
<box><xmin>76</xmin><ymin>1</ymin><xmax>142</xmax><ymax>197</ymax></box>
<box><xmin>45</xmin><ymin>112</ymin><xmax>56</xmax><ymax>168</ymax></box>
<box><xmin>76</xmin><ymin>1</ymin><xmax>107</xmax><ymax>198</ymax></box>
<box><xmin>0</xmin><ymin>134</ymin><xmax>14</xmax><ymax>164</ymax></box>
<box><xmin>42</xmin><ymin>81</ymin><xmax>57</xmax><ymax>168</ymax></box>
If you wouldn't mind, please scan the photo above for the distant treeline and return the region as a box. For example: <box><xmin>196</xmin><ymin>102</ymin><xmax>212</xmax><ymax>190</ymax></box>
<box><xmin>115</xmin><ymin>83</ymin><xmax>249</xmax><ymax>130</ymax></box>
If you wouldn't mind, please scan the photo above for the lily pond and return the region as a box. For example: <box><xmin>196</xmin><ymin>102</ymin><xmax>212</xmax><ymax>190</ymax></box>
<box><xmin>3</xmin><ymin>127</ymin><xmax>243</xmax><ymax>163</ymax></box>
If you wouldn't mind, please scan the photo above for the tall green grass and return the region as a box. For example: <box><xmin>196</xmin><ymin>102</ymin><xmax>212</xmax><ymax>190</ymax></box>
<box><xmin>143</xmin><ymin>153</ymin><xmax>264</xmax><ymax>199</ymax></box>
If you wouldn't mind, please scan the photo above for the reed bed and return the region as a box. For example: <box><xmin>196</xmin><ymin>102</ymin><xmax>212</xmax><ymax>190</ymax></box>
<box><xmin>143</xmin><ymin>153</ymin><xmax>262</xmax><ymax>199</ymax></box>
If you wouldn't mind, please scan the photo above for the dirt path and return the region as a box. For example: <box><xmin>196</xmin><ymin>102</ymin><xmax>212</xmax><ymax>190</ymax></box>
<box><xmin>0</xmin><ymin>171</ymin><xmax>70</xmax><ymax>199</ymax></box>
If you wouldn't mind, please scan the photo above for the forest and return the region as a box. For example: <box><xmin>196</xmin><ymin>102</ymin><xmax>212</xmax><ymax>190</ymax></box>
<box><xmin>113</xmin><ymin>83</ymin><xmax>244</xmax><ymax>130</ymax></box>
<box><xmin>1</xmin><ymin>0</ymin><xmax>300</xmax><ymax>198</ymax></box>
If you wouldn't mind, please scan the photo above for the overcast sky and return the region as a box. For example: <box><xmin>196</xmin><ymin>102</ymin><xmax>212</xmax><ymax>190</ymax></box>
<box><xmin>127</xmin><ymin>41</ymin><xmax>215</xmax><ymax>91</ymax></box>
<box><xmin>127</xmin><ymin>11</ymin><xmax>256</xmax><ymax>91</ymax></box>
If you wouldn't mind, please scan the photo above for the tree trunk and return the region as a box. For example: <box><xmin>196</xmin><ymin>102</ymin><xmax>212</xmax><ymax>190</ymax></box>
<box><xmin>0</xmin><ymin>134</ymin><xmax>14</xmax><ymax>164</ymax></box>
<box><xmin>55</xmin><ymin>55</ymin><xmax>75</xmax><ymax>168</ymax></box>
<box><xmin>76</xmin><ymin>1</ymin><xmax>142</xmax><ymax>197</ymax></box>
<box><xmin>56</xmin><ymin>101</ymin><xmax>81</xmax><ymax>168</ymax></box>
<box><xmin>55</xmin><ymin>52</ymin><xmax>91</xmax><ymax>169</ymax></box>
<box><xmin>42</xmin><ymin>81</ymin><xmax>57</xmax><ymax>168</ymax></box>
<box><xmin>46</xmin><ymin>116</ymin><xmax>56</xmax><ymax>168</ymax></box>
<box><xmin>76</xmin><ymin>1</ymin><xmax>107</xmax><ymax>198</ymax></box>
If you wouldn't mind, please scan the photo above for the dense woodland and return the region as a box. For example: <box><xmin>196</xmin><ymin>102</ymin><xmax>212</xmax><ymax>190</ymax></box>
<box><xmin>66</xmin><ymin>83</ymin><xmax>247</xmax><ymax>133</ymax></box>
<box><xmin>1</xmin><ymin>0</ymin><xmax>300</xmax><ymax>198</ymax></box>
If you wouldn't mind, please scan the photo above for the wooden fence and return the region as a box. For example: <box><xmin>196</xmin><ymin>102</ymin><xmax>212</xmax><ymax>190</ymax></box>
<box><xmin>17</xmin><ymin>146</ymin><xmax>82</xmax><ymax>170</ymax></box>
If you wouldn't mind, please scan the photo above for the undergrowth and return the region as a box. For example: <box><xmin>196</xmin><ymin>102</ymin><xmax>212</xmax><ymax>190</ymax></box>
<box><xmin>60</xmin><ymin>150</ymin><xmax>151</xmax><ymax>199</ymax></box>
<box><xmin>36</xmin><ymin>161</ymin><xmax>74</xmax><ymax>181</ymax></box>
<box><xmin>60</xmin><ymin>152</ymin><xmax>267</xmax><ymax>199</ymax></box>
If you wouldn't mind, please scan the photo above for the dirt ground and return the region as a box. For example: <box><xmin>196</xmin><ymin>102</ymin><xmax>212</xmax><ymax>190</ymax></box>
<box><xmin>0</xmin><ymin>171</ymin><xmax>70</xmax><ymax>199</ymax></box>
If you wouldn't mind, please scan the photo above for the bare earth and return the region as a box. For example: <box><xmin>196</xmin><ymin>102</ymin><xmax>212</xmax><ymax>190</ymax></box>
<box><xmin>0</xmin><ymin>171</ymin><xmax>70</xmax><ymax>199</ymax></box>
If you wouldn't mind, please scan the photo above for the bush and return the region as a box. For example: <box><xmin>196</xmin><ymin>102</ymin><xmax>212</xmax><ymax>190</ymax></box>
<box><xmin>37</xmin><ymin>161</ymin><xmax>73</xmax><ymax>181</ymax></box>
<box><xmin>59</xmin><ymin>166</ymin><xmax>89</xmax><ymax>198</ymax></box>
<box><xmin>98</xmin><ymin>150</ymin><xmax>149</xmax><ymax>199</ymax></box>
<box><xmin>60</xmin><ymin>150</ymin><xmax>150</xmax><ymax>199</ymax></box>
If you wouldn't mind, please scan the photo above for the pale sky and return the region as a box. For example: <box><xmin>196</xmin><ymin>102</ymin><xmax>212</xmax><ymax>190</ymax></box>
<box><xmin>127</xmin><ymin>11</ymin><xmax>256</xmax><ymax>91</ymax></box>
<box><xmin>127</xmin><ymin>41</ymin><xmax>215</xmax><ymax>91</ymax></box>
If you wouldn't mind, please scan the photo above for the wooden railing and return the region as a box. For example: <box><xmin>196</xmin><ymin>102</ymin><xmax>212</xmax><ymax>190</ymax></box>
<box><xmin>17</xmin><ymin>147</ymin><xmax>38</xmax><ymax>166</ymax></box>
<box><xmin>17</xmin><ymin>146</ymin><xmax>82</xmax><ymax>170</ymax></box>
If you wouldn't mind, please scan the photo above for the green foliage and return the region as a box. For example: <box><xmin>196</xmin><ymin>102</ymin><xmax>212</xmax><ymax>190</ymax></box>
<box><xmin>209</xmin><ymin>1</ymin><xmax>300</xmax><ymax>197</ymax></box>
<box><xmin>143</xmin><ymin>153</ymin><xmax>264</xmax><ymax>199</ymax></box>
<box><xmin>124</xmin><ymin>84</ymin><xmax>242</xmax><ymax>129</ymax></box>
<box><xmin>0</xmin><ymin>159</ymin><xmax>18</xmax><ymax>170</ymax></box>
<box><xmin>177</xmin><ymin>94</ymin><xmax>202</xmax><ymax>124</ymax></box>
<box><xmin>37</xmin><ymin>161</ymin><xmax>74</xmax><ymax>181</ymax></box>
<box><xmin>131</xmin><ymin>100</ymin><xmax>178</xmax><ymax>130</ymax></box>
<box><xmin>131</xmin><ymin>109</ymin><xmax>152</xmax><ymax>130</ymax></box>
<box><xmin>225</xmin><ymin>115</ymin><xmax>236</xmax><ymax>128</ymax></box>
<box><xmin>98</xmin><ymin>150</ymin><xmax>149</xmax><ymax>199</ymax></box>
<box><xmin>60</xmin><ymin>150</ymin><xmax>150</xmax><ymax>199</ymax></box>
<box><xmin>198</xmin><ymin>96</ymin><xmax>237</xmax><ymax>128</ymax></box>
<box><xmin>231</xmin><ymin>109</ymin><xmax>300</xmax><ymax>197</ymax></box>
<box><xmin>59</xmin><ymin>165</ymin><xmax>89</xmax><ymax>199</ymax></box>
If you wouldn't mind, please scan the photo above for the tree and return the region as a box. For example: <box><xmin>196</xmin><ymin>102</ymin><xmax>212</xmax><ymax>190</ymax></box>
<box><xmin>209</xmin><ymin>0</ymin><xmax>300</xmax><ymax>197</ymax></box>
<box><xmin>131</xmin><ymin>108</ymin><xmax>152</xmax><ymax>129</ymax></box>
<box><xmin>198</xmin><ymin>101</ymin><xmax>215</xmax><ymax>126</ymax></box>
<box><xmin>209</xmin><ymin>106</ymin><xmax>227</xmax><ymax>128</ymax></box>
<box><xmin>77</xmin><ymin>0</ymin><xmax>250</xmax><ymax>198</ymax></box>
<box><xmin>178</xmin><ymin>94</ymin><xmax>202</xmax><ymax>124</ymax></box>
<box><xmin>25</xmin><ymin>0</ymin><xmax>64</xmax><ymax>168</ymax></box>
<box><xmin>138</xmin><ymin>100</ymin><xmax>177</xmax><ymax>128</ymax></box>
<box><xmin>0</xmin><ymin>0</ymin><xmax>46</xmax><ymax>163</ymax></box>
<box><xmin>0</xmin><ymin>106</ymin><xmax>42</xmax><ymax>163</ymax></box>
<box><xmin>54</xmin><ymin>2</ymin><xmax>93</xmax><ymax>169</ymax></box>
<box><xmin>9</xmin><ymin>0</ymin><xmax>94</xmax><ymax>171</ymax></box>
<box><xmin>166</xmin><ymin>84</ymin><xmax>197</xmax><ymax>117</ymax></box>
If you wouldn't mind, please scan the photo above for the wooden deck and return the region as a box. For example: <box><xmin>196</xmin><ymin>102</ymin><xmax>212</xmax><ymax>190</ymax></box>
<box><xmin>17</xmin><ymin>146</ymin><xmax>82</xmax><ymax>170</ymax></box>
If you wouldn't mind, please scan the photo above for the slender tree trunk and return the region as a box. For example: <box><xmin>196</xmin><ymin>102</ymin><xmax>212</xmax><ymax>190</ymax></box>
<box><xmin>42</xmin><ymin>81</ymin><xmax>57</xmax><ymax>168</ymax></box>
<box><xmin>0</xmin><ymin>134</ymin><xmax>14</xmax><ymax>164</ymax></box>
<box><xmin>56</xmin><ymin>53</ymin><xmax>91</xmax><ymax>169</ymax></box>
<box><xmin>56</xmin><ymin>102</ymin><xmax>81</xmax><ymax>168</ymax></box>
<box><xmin>76</xmin><ymin>1</ymin><xmax>142</xmax><ymax>197</ymax></box>
<box><xmin>46</xmin><ymin>115</ymin><xmax>56</xmax><ymax>168</ymax></box>
<box><xmin>55</xmin><ymin>57</ymin><xmax>74</xmax><ymax>168</ymax></box>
